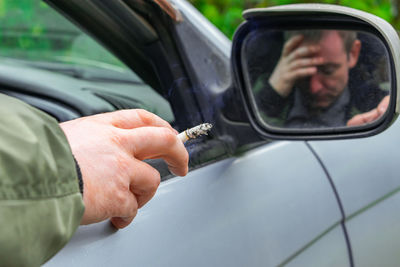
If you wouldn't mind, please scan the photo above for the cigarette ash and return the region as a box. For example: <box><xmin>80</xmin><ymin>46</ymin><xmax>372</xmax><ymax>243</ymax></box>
<box><xmin>185</xmin><ymin>123</ymin><xmax>213</xmax><ymax>139</ymax></box>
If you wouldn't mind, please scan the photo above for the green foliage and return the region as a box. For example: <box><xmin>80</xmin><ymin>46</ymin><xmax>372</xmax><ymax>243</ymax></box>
<box><xmin>0</xmin><ymin>0</ymin><xmax>398</xmax><ymax>60</ymax></box>
<box><xmin>0</xmin><ymin>0</ymin><xmax>124</xmax><ymax>67</ymax></box>
<box><xmin>0</xmin><ymin>0</ymin><xmax>74</xmax><ymax>60</ymax></box>
<box><xmin>189</xmin><ymin>0</ymin><xmax>400</xmax><ymax>39</ymax></box>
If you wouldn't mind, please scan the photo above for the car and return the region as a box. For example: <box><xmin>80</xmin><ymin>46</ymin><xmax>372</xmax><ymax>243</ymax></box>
<box><xmin>1</xmin><ymin>1</ymin><xmax>400</xmax><ymax>266</ymax></box>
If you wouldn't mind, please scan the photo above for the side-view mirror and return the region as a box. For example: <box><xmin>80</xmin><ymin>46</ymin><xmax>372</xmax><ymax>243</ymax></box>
<box><xmin>232</xmin><ymin>4</ymin><xmax>400</xmax><ymax>140</ymax></box>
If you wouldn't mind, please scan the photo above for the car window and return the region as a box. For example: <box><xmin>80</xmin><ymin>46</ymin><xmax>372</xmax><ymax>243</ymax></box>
<box><xmin>0</xmin><ymin>0</ymin><xmax>175</xmax><ymax>122</ymax></box>
<box><xmin>0</xmin><ymin>1</ymin><xmax>131</xmax><ymax>74</ymax></box>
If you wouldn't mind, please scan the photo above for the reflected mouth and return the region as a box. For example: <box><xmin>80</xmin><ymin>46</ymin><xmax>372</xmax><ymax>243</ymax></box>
<box><xmin>308</xmin><ymin>93</ymin><xmax>336</xmax><ymax>108</ymax></box>
<box><xmin>298</xmin><ymin>81</ymin><xmax>337</xmax><ymax>109</ymax></box>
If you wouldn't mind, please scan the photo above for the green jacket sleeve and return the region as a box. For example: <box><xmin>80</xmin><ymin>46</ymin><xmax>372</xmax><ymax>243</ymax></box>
<box><xmin>0</xmin><ymin>94</ymin><xmax>85</xmax><ymax>266</ymax></box>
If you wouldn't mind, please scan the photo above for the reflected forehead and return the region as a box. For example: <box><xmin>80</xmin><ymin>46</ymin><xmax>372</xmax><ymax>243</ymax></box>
<box><xmin>304</xmin><ymin>31</ymin><xmax>347</xmax><ymax>61</ymax></box>
<box><xmin>321</xmin><ymin>31</ymin><xmax>345</xmax><ymax>50</ymax></box>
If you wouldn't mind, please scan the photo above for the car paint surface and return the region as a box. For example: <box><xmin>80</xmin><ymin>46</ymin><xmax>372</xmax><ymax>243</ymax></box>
<box><xmin>15</xmin><ymin>0</ymin><xmax>399</xmax><ymax>266</ymax></box>
<box><xmin>46</xmin><ymin>141</ymin><xmax>345</xmax><ymax>266</ymax></box>
<box><xmin>309</xmin><ymin>115</ymin><xmax>400</xmax><ymax>266</ymax></box>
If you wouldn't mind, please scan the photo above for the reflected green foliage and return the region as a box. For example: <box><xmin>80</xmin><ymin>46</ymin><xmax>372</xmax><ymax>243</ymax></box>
<box><xmin>0</xmin><ymin>0</ymin><xmax>125</xmax><ymax>68</ymax></box>
<box><xmin>0</xmin><ymin>1</ymin><xmax>73</xmax><ymax>59</ymax></box>
<box><xmin>189</xmin><ymin>0</ymin><xmax>400</xmax><ymax>39</ymax></box>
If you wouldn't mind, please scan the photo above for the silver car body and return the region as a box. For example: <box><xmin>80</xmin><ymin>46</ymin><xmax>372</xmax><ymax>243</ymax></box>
<box><xmin>44</xmin><ymin>1</ymin><xmax>400</xmax><ymax>266</ymax></box>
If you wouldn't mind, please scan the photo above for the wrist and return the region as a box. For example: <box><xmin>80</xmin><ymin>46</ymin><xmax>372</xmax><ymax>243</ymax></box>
<box><xmin>72</xmin><ymin>155</ymin><xmax>84</xmax><ymax>195</ymax></box>
<box><xmin>269</xmin><ymin>77</ymin><xmax>291</xmax><ymax>98</ymax></box>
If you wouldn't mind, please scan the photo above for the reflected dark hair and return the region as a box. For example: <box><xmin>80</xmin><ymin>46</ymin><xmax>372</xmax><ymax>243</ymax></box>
<box><xmin>285</xmin><ymin>30</ymin><xmax>357</xmax><ymax>54</ymax></box>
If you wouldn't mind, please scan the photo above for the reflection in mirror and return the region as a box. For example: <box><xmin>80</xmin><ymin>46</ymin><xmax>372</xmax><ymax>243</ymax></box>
<box><xmin>242</xmin><ymin>29</ymin><xmax>391</xmax><ymax>130</ymax></box>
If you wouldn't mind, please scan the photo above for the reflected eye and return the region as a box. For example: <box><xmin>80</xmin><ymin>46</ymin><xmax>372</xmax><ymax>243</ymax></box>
<box><xmin>317</xmin><ymin>64</ymin><xmax>340</xmax><ymax>75</ymax></box>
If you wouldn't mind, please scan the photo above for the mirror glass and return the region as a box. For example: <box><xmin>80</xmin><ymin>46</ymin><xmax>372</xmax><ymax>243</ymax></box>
<box><xmin>241</xmin><ymin>29</ymin><xmax>391</xmax><ymax>130</ymax></box>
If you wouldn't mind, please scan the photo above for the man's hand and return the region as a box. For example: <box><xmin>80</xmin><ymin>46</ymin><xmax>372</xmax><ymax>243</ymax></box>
<box><xmin>347</xmin><ymin>96</ymin><xmax>390</xmax><ymax>126</ymax></box>
<box><xmin>60</xmin><ymin>109</ymin><xmax>189</xmax><ymax>229</ymax></box>
<box><xmin>269</xmin><ymin>35</ymin><xmax>324</xmax><ymax>97</ymax></box>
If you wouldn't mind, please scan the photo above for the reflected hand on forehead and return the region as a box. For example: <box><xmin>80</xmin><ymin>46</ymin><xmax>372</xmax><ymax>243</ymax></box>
<box><xmin>268</xmin><ymin>34</ymin><xmax>324</xmax><ymax>97</ymax></box>
<box><xmin>289</xmin><ymin>44</ymin><xmax>321</xmax><ymax>61</ymax></box>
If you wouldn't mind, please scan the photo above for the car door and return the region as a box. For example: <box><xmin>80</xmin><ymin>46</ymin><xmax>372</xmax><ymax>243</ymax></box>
<box><xmin>31</xmin><ymin>0</ymin><xmax>352</xmax><ymax>266</ymax></box>
<box><xmin>229</xmin><ymin>4</ymin><xmax>400</xmax><ymax>266</ymax></box>
<box><xmin>309</xmin><ymin>118</ymin><xmax>400</xmax><ymax>266</ymax></box>
<box><xmin>46</xmin><ymin>141</ymin><xmax>348</xmax><ymax>267</ymax></box>
<box><xmin>3</xmin><ymin>1</ymin><xmax>399</xmax><ymax>265</ymax></box>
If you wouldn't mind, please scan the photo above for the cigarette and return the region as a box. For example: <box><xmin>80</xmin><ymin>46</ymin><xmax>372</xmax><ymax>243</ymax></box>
<box><xmin>178</xmin><ymin>123</ymin><xmax>213</xmax><ymax>143</ymax></box>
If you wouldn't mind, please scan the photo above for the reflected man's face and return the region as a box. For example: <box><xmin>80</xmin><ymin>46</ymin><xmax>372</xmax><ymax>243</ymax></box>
<box><xmin>299</xmin><ymin>31</ymin><xmax>361</xmax><ymax>109</ymax></box>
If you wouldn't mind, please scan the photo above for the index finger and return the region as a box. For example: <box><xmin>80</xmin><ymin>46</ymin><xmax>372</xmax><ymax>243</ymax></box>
<box><xmin>123</xmin><ymin>126</ymin><xmax>189</xmax><ymax>176</ymax></box>
<box><xmin>100</xmin><ymin>109</ymin><xmax>175</xmax><ymax>131</ymax></box>
<box><xmin>282</xmin><ymin>35</ymin><xmax>304</xmax><ymax>57</ymax></box>
<box><xmin>377</xmin><ymin>96</ymin><xmax>390</xmax><ymax>116</ymax></box>
<box><xmin>347</xmin><ymin>109</ymin><xmax>379</xmax><ymax>126</ymax></box>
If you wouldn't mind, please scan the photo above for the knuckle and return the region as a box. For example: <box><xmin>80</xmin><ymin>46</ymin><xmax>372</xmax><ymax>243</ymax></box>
<box><xmin>110</xmin><ymin>130</ymin><xmax>127</xmax><ymax>147</ymax></box>
<box><xmin>294</xmin><ymin>49</ymin><xmax>302</xmax><ymax>58</ymax></box>
<box><xmin>136</xmin><ymin>109</ymin><xmax>154</xmax><ymax>125</ymax></box>
<box><xmin>160</xmin><ymin>128</ymin><xmax>178</xmax><ymax>146</ymax></box>
<box><xmin>114</xmin><ymin>190</ymin><xmax>127</xmax><ymax>206</ymax></box>
<box><xmin>114</xmin><ymin>190</ymin><xmax>138</xmax><ymax>217</ymax></box>
<box><xmin>110</xmin><ymin>110</ymin><xmax>131</xmax><ymax>126</ymax></box>
<box><xmin>113</xmin><ymin>190</ymin><xmax>128</xmax><ymax>214</ymax></box>
<box><xmin>128</xmin><ymin>200</ymin><xmax>139</xmax><ymax>217</ymax></box>
<box><xmin>121</xmin><ymin>204</ymin><xmax>138</xmax><ymax>220</ymax></box>
<box><xmin>115</xmin><ymin>154</ymin><xmax>131</xmax><ymax>174</ymax></box>
<box><xmin>148</xmin><ymin>168</ymin><xmax>161</xmax><ymax>192</ymax></box>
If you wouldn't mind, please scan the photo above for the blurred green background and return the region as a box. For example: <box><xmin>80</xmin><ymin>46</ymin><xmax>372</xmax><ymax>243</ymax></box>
<box><xmin>0</xmin><ymin>0</ymin><xmax>124</xmax><ymax>66</ymax></box>
<box><xmin>189</xmin><ymin>0</ymin><xmax>400</xmax><ymax>38</ymax></box>
<box><xmin>0</xmin><ymin>0</ymin><xmax>398</xmax><ymax>61</ymax></box>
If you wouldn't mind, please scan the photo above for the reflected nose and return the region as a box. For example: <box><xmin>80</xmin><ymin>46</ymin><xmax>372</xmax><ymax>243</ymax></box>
<box><xmin>310</xmin><ymin>74</ymin><xmax>323</xmax><ymax>95</ymax></box>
